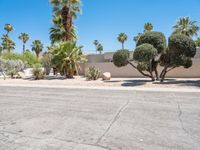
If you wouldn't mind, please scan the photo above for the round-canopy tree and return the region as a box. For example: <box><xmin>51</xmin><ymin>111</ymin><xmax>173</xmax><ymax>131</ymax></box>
<box><xmin>160</xmin><ymin>34</ymin><xmax>197</xmax><ymax>82</ymax></box>
<box><xmin>136</xmin><ymin>31</ymin><xmax>166</xmax><ymax>54</ymax></box>
<box><xmin>113</xmin><ymin>44</ymin><xmax>158</xmax><ymax>81</ymax></box>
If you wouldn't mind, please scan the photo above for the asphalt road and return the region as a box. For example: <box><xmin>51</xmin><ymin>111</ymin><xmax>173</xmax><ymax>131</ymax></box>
<box><xmin>0</xmin><ymin>86</ymin><xmax>200</xmax><ymax>150</ymax></box>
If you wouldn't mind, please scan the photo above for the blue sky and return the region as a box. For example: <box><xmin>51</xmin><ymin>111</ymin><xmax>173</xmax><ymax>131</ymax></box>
<box><xmin>0</xmin><ymin>0</ymin><xmax>200</xmax><ymax>53</ymax></box>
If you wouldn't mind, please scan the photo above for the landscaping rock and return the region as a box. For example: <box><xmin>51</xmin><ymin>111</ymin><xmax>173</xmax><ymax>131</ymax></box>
<box><xmin>102</xmin><ymin>72</ymin><xmax>111</xmax><ymax>80</ymax></box>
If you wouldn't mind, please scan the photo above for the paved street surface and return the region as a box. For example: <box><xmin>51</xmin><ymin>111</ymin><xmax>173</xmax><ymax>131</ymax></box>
<box><xmin>0</xmin><ymin>86</ymin><xmax>200</xmax><ymax>150</ymax></box>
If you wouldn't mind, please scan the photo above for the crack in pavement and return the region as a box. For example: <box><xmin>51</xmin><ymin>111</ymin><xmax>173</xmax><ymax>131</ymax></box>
<box><xmin>0</xmin><ymin>130</ymin><xmax>110</xmax><ymax>150</ymax></box>
<box><xmin>95</xmin><ymin>99</ymin><xmax>131</xmax><ymax>146</ymax></box>
<box><xmin>177</xmin><ymin>101</ymin><xmax>200</xmax><ymax>142</ymax></box>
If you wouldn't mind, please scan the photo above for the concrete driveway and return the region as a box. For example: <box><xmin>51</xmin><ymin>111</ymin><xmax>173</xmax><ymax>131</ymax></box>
<box><xmin>0</xmin><ymin>86</ymin><xmax>199</xmax><ymax>150</ymax></box>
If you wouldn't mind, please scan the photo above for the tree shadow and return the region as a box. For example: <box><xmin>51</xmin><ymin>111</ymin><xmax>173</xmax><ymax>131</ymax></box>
<box><xmin>121</xmin><ymin>79</ymin><xmax>152</xmax><ymax>87</ymax></box>
<box><xmin>153</xmin><ymin>79</ymin><xmax>200</xmax><ymax>88</ymax></box>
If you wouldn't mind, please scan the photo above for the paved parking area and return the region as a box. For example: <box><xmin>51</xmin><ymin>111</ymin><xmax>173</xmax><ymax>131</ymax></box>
<box><xmin>0</xmin><ymin>86</ymin><xmax>200</xmax><ymax>150</ymax></box>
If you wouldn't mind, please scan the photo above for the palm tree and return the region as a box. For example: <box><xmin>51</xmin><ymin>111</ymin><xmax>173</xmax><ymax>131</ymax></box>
<box><xmin>0</xmin><ymin>46</ymin><xmax>2</xmax><ymax>54</ymax></box>
<box><xmin>50</xmin><ymin>0</ymin><xmax>81</xmax><ymax>41</ymax></box>
<box><xmin>93</xmin><ymin>40</ymin><xmax>103</xmax><ymax>54</ymax></box>
<box><xmin>1</xmin><ymin>35</ymin><xmax>15</xmax><ymax>53</ymax></box>
<box><xmin>144</xmin><ymin>22</ymin><xmax>153</xmax><ymax>32</ymax></box>
<box><xmin>133</xmin><ymin>33</ymin><xmax>142</xmax><ymax>43</ymax></box>
<box><xmin>50</xmin><ymin>42</ymin><xmax>87</xmax><ymax>78</ymax></box>
<box><xmin>18</xmin><ymin>33</ymin><xmax>30</xmax><ymax>53</ymax></box>
<box><xmin>195</xmin><ymin>38</ymin><xmax>200</xmax><ymax>47</ymax></box>
<box><xmin>173</xmin><ymin>17</ymin><xmax>199</xmax><ymax>37</ymax></box>
<box><xmin>117</xmin><ymin>33</ymin><xmax>127</xmax><ymax>49</ymax></box>
<box><xmin>31</xmin><ymin>40</ymin><xmax>43</xmax><ymax>58</ymax></box>
<box><xmin>50</xmin><ymin>15</ymin><xmax>77</xmax><ymax>44</ymax></box>
<box><xmin>4</xmin><ymin>24</ymin><xmax>14</xmax><ymax>35</ymax></box>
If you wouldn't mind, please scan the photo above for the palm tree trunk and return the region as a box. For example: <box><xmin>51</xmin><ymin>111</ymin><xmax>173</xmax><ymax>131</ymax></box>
<box><xmin>62</xmin><ymin>6</ymin><xmax>73</xmax><ymax>42</ymax></box>
<box><xmin>23</xmin><ymin>43</ymin><xmax>25</xmax><ymax>53</ymax></box>
<box><xmin>122</xmin><ymin>42</ymin><xmax>124</xmax><ymax>49</ymax></box>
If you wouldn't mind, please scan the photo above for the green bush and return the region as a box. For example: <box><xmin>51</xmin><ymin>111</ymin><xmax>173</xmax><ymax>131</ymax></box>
<box><xmin>168</xmin><ymin>34</ymin><xmax>196</xmax><ymax>57</ymax></box>
<box><xmin>32</xmin><ymin>64</ymin><xmax>45</xmax><ymax>80</ymax></box>
<box><xmin>86</xmin><ymin>66</ymin><xmax>101</xmax><ymax>81</ymax></box>
<box><xmin>0</xmin><ymin>51</ymin><xmax>40</xmax><ymax>68</ymax></box>
<box><xmin>113</xmin><ymin>49</ymin><xmax>129</xmax><ymax>67</ymax></box>
<box><xmin>136</xmin><ymin>31</ymin><xmax>166</xmax><ymax>54</ymax></box>
<box><xmin>133</xmin><ymin>44</ymin><xmax>157</xmax><ymax>62</ymax></box>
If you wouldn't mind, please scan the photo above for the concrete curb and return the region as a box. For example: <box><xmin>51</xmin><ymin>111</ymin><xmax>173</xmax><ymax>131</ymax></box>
<box><xmin>0</xmin><ymin>84</ymin><xmax>200</xmax><ymax>93</ymax></box>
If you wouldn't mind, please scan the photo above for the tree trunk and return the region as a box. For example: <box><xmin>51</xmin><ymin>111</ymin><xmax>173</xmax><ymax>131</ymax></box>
<box><xmin>122</xmin><ymin>42</ymin><xmax>124</xmax><ymax>49</ymax></box>
<box><xmin>23</xmin><ymin>43</ymin><xmax>25</xmax><ymax>53</ymax></box>
<box><xmin>62</xmin><ymin>6</ymin><xmax>73</xmax><ymax>42</ymax></box>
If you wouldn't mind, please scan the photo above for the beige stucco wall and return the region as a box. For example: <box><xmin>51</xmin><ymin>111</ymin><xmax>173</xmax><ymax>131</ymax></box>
<box><xmin>79</xmin><ymin>59</ymin><xmax>200</xmax><ymax>78</ymax></box>
<box><xmin>79</xmin><ymin>49</ymin><xmax>200</xmax><ymax>78</ymax></box>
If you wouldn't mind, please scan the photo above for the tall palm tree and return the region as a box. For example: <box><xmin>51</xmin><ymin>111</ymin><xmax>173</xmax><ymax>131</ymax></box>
<box><xmin>4</xmin><ymin>24</ymin><xmax>14</xmax><ymax>35</ymax></box>
<box><xmin>50</xmin><ymin>0</ymin><xmax>81</xmax><ymax>41</ymax></box>
<box><xmin>0</xmin><ymin>46</ymin><xmax>2</xmax><ymax>54</ymax></box>
<box><xmin>133</xmin><ymin>33</ymin><xmax>142</xmax><ymax>43</ymax></box>
<box><xmin>144</xmin><ymin>22</ymin><xmax>153</xmax><ymax>32</ymax></box>
<box><xmin>1</xmin><ymin>35</ymin><xmax>15</xmax><ymax>53</ymax></box>
<box><xmin>173</xmin><ymin>17</ymin><xmax>199</xmax><ymax>37</ymax></box>
<box><xmin>50</xmin><ymin>15</ymin><xmax>77</xmax><ymax>44</ymax></box>
<box><xmin>195</xmin><ymin>37</ymin><xmax>200</xmax><ymax>47</ymax></box>
<box><xmin>93</xmin><ymin>40</ymin><xmax>103</xmax><ymax>54</ymax></box>
<box><xmin>31</xmin><ymin>40</ymin><xmax>43</xmax><ymax>58</ymax></box>
<box><xmin>18</xmin><ymin>33</ymin><xmax>30</xmax><ymax>53</ymax></box>
<box><xmin>117</xmin><ymin>33</ymin><xmax>127</xmax><ymax>49</ymax></box>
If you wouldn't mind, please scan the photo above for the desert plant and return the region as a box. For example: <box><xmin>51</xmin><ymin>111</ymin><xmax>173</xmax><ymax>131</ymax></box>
<box><xmin>50</xmin><ymin>0</ymin><xmax>81</xmax><ymax>41</ymax></box>
<box><xmin>195</xmin><ymin>38</ymin><xmax>200</xmax><ymax>47</ymax></box>
<box><xmin>1</xmin><ymin>51</ymin><xmax>40</xmax><ymax>68</ymax></box>
<box><xmin>160</xmin><ymin>34</ymin><xmax>196</xmax><ymax>82</ymax></box>
<box><xmin>50</xmin><ymin>42</ymin><xmax>87</xmax><ymax>78</ymax></box>
<box><xmin>32</xmin><ymin>64</ymin><xmax>45</xmax><ymax>80</ymax></box>
<box><xmin>4</xmin><ymin>24</ymin><xmax>14</xmax><ymax>35</ymax></box>
<box><xmin>117</xmin><ymin>33</ymin><xmax>127</xmax><ymax>49</ymax></box>
<box><xmin>18</xmin><ymin>33</ymin><xmax>30</xmax><ymax>53</ymax></box>
<box><xmin>144</xmin><ymin>22</ymin><xmax>153</xmax><ymax>32</ymax></box>
<box><xmin>1</xmin><ymin>35</ymin><xmax>15</xmax><ymax>53</ymax></box>
<box><xmin>93</xmin><ymin>40</ymin><xmax>103</xmax><ymax>54</ymax></box>
<box><xmin>42</xmin><ymin>52</ymin><xmax>53</xmax><ymax>75</ymax></box>
<box><xmin>86</xmin><ymin>66</ymin><xmax>101</xmax><ymax>80</ymax></box>
<box><xmin>0</xmin><ymin>59</ymin><xmax>24</xmax><ymax>78</ymax></box>
<box><xmin>31</xmin><ymin>40</ymin><xmax>43</xmax><ymax>58</ymax></box>
<box><xmin>173</xmin><ymin>17</ymin><xmax>199</xmax><ymax>37</ymax></box>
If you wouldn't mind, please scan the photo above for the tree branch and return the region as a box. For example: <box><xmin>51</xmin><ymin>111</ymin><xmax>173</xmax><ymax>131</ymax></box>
<box><xmin>128</xmin><ymin>61</ymin><xmax>152</xmax><ymax>78</ymax></box>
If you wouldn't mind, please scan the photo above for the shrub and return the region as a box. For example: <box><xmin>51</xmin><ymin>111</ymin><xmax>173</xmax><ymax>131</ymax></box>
<box><xmin>136</xmin><ymin>31</ymin><xmax>166</xmax><ymax>54</ymax></box>
<box><xmin>168</xmin><ymin>34</ymin><xmax>196</xmax><ymax>57</ymax></box>
<box><xmin>0</xmin><ymin>59</ymin><xmax>24</xmax><ymax>78</ymax></box>
<box><xmin>133</xmin><ymin>44</ymin><xmax>157</xmax><ymax>62</ymax></box>
<box><xmin>0</xmin><ymin>51</ymin><xmax>40</xmax><ymax>68</ymax></box>
<box><xmin>113</xmin><ymin>49</ymin><xmax>129</xmax><ymax>67</ymax></box>
<box><xmin>32</xmin><ymin>64</ymin><xmax>45</xmax><ymax>80</ymax></box>
<box><xmin>42</xmin><ymin>52</ymin><xmax>52</xmax><ymax>75</ymax></box>
<box><xmin>86</xmin><ymin>66</ymin><xmax>101</xmax><ymax>81</ymax></box>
